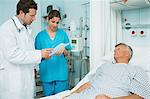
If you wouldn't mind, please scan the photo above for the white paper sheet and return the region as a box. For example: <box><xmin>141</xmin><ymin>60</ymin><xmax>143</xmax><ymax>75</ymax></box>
<box><xmin>49</xmin><ymin>43</ymin><xmax>69</xmax><ymax>56</ymax></box>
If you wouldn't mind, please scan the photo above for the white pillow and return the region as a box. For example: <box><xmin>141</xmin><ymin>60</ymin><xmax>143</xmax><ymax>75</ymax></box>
<box><xmin>129</xmin><ymin>46</ymin><xmax>150</xmax><ymax>71</ymax></box>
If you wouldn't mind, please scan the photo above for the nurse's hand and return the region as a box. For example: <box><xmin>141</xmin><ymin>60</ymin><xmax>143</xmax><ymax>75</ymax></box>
<box><xmin>41</xmin><ymin>48</ymin><xmax>52</xmax><ymax>59</ymax></box>
<box><xmin>95</xmin><ymin>94</ymin><xmax>111</xmax><ymax>99</ymax></box>
<box><xmin>55</xmin><ymin>46</ymin><xmax>65</xmax><ymax>55</ymax></box>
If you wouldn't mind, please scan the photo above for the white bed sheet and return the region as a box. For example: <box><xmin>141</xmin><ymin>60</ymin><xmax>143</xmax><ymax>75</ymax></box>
<box><xmin>39</xmin><ymin>46</ymin><xmax>150</xmax><ymax>99</ymax></box>
<box><xmin>39</xmin><ymin>90</ymin><xmax>71</xmax><ymax>99</ymax></box>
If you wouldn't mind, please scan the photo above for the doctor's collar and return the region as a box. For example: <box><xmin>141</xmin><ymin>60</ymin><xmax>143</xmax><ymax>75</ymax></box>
<box><xmin>12</xmin><ymin>16</ymin><xmax>27</xmax><ymax>30</ymax></box>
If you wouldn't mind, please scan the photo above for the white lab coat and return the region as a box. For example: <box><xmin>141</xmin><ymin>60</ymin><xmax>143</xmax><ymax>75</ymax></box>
<box><xmin>0</xmin><ymin>16</ymin><xmax>42</xmax><ymax>99</ymax></box>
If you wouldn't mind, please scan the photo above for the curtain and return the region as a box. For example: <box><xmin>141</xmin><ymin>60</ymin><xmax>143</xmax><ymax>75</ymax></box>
<box><xmin>90</xmin><ymin>0</ymin><xmax>122</xmax><ymax>69</ymax></box>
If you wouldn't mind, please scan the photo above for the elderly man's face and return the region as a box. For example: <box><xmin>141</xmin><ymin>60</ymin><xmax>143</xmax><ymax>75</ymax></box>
<box><xmin>114</xmin><ymin>45</ymin><xmax>128</xmax><ymax>60</ymax></box>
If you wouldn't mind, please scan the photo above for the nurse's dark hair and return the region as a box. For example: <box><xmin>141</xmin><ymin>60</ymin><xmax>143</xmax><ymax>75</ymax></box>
<box><xmin>16</xmin><ymin>0</ymin><xmax>37</xmax><ymax>15</ymax></box>
<box><xmin>47</xmin><ymin>10</ymin><xmax>61</xmax><ymax>20</ymax></box>
<box><xmin>115</xmin><ymin>43</ymin><xmax>133</xmax><ymax>62</ymax></box>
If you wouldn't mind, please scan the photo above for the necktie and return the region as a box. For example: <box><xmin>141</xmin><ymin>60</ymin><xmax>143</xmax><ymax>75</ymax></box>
<box><xmin>23</xmin><ymin>24</ymin><xmax>27</xmax><ymax>29</ymax></box>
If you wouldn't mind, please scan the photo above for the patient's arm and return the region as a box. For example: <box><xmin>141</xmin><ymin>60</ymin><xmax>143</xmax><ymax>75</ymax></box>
<box><xmin>62</xmin><ymin>82</ymin><xmax>91</xmax><ymax>99</ymax></box>
<box><xmin>74</xmin><ymin>82</ymin><xmax>91</xmax><ymax>93</ymax></box>
<box><xmin>95</xmin><ymin>94</ymin><xmax>143</xmax><ymax>99</ymax></box>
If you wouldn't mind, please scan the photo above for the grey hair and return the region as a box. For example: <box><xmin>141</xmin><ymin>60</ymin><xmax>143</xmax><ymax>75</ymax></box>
<box><xmin>115</xmin><ymin>43</ymin><xmax>133</xmax><ymax>62</ymax></box>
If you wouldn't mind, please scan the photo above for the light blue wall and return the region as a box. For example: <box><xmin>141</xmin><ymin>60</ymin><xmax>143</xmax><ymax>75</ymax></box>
<box><xmin>122</xmin><ymin>8</ymin><xmax>150</xmax><ymax>46</ymax></box>
<box><xmin>0</xmin><ymin>0</ymin><xmax>18</xmax><ymax>25</ymax></box>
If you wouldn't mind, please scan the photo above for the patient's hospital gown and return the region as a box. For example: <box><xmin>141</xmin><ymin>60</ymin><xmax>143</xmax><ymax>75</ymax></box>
<box><xmin>65</xmin><ymin>63</ymin><xmax>150</xmax><ymax>99</ymax></box>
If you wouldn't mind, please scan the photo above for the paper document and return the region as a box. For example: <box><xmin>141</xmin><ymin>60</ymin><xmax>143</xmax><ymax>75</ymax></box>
<box><xmin>49</xmin><ymin>43</ymin><xmax>69</xmax><ymax>56</ymax></box>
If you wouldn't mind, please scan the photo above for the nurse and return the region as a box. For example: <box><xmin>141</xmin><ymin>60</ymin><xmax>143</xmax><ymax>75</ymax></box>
<box><xmin>35</xmin><ymin>10</ymin><xmax>71</xmax><ymax>96</ymax></box>
<box><xmin>0</xmin><ymin>0</ymin><xmax>51</xmax><ymax>99</ymax></box>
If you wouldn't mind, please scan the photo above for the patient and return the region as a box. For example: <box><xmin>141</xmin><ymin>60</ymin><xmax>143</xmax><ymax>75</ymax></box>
<box><xmin>64</xmin><ymin>43</ymin><xmax>150</xmax><ymax>99</ymax></box>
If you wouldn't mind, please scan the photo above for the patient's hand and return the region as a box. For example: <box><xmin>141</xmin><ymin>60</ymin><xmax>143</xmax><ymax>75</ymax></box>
<box><xmin>95</xmin><ymin>94</ymin><xmax>111</xmax><ymax>99</ymax></box>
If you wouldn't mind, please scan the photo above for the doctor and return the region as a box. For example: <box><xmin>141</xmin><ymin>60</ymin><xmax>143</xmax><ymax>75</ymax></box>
<box><xmin>0</xmin><ymin>0</ymin><xmax>51</xmax><ymax>99</ymax></box>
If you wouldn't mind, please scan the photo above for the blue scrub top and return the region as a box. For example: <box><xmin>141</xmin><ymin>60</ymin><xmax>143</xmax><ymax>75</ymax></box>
<box><xmin>35</xmin><ymin>29</ymin><xmax>71</xmax><ymax>82</ymax></box>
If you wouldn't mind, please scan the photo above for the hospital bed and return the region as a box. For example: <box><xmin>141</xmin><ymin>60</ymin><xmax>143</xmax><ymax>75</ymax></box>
<box><xmin>39</xmin><ymin>46</ymin><xmax>150</xmax><ymax>99</ymax></box>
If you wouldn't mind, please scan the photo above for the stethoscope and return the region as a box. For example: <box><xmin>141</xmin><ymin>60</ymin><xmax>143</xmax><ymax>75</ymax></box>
<box><xmin>11</xmin><ymin>18</ymin><xmax>21</xmax><ymax>33</ymax></box>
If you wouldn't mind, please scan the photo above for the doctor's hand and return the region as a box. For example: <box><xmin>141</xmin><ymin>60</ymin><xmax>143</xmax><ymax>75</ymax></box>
<box><xmin>95</xmin><ymin>94</ymin><xmax>111</xmax><ymax>99</ymax></box>
<box><xmin>41</xmin><ymin>48</ymin><xmax>53</xmax><ymax>59</ymax></box>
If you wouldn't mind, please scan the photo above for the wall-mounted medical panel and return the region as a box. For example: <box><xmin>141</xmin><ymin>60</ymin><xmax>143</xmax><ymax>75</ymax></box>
<box><xmin>140</xmin><ymin>8</ymin><xmax>150</xmax><ymax>24</ymax></box>
<box><xmin>122</xmin><ymin>7</ymin><xmax>150</xmax><ymax>46</ymax></box>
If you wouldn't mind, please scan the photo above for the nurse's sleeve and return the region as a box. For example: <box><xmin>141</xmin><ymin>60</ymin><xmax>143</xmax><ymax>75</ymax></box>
<box><xmin>35</xmin><ymin>34</ymin><xmax>41</xmax><ymax>50</ymax></box>
<box><xmin>129</xmin><ymin>67</ymin><xmax>150</xmax><ymax>99</ymax></box>
<box><xmin>2</xmin><ymin>29</ymin><xmax>42</xmax><ymax>65</ymax></box>
<box><xmin>64</xmin><ymin>32</ymin><xmax>72</xmax><ymax>50</ymax></box>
